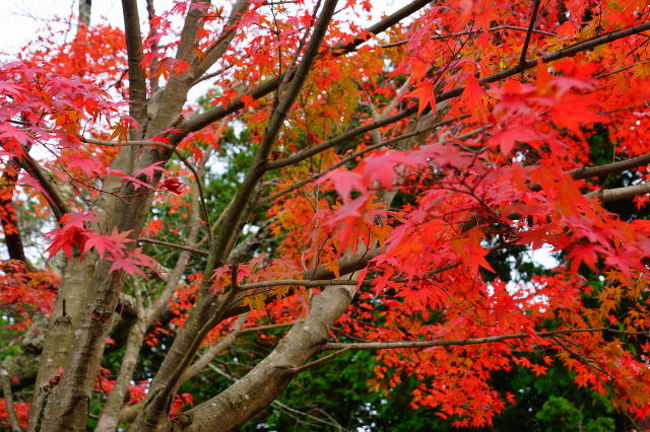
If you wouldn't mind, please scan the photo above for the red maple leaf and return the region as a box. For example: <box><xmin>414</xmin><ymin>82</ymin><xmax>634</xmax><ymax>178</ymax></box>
<box><xmin>408</xmin><ymin>80</ymin><xmax>436</xmax><ymax>116</ymax></box>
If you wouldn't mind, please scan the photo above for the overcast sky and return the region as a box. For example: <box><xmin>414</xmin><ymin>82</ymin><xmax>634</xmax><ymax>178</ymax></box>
<box><xmin>0</xmin><ymin>1</ymin><xmax>124</xmax><ymax>54</ymax></box>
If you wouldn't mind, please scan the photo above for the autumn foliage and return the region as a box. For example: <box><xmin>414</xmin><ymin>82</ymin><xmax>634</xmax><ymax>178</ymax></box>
<box><xmin>1</xmin><ymin>0</ymin><xmax>650</xmax><ymax>431</ymax></box>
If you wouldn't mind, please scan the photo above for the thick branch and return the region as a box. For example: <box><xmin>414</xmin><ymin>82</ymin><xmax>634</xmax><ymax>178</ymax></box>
<box><xmin>17</xmin><ymin>154</ymin><xmax>68</xmax><ymax>222</ymax></box>
<box><xmin>77</xmin><ymin>0</ymin><xmax>92</xmax><ymax>30</ymax></box>
<box><xmin>240</xmin><ymin>279</ymin><xmax>357</xmax><ymax>290</ymax></box>
<box><xmin>172</xmin><ymin>282</ymin><xmax>356</xmax><ymax>432</ymax></box>
<box><xmin>146</xmin><ymin>0</ymin><xmax>160</xmax><ymax>93</ymax></box>
<box><xmin>207</xmin><ymin>364</ymin><xmax>344</xmax><ymax>430</ymax></box>
<box><xmin>147</xmin><ymin>0</ymin><xmax>210</xmax><ymax>135</ymax></box>
<box><xmin>332</xmin><ymin>0</ymin><xmax>434</xmax><ymax>53</ymax></box>
<box><xmin>121</xmin><ymin>0</ymin><xmax>148</xmax><ymax>125</ymax></box>
<box><xmin>569</xmin><ymin>152</ymin><xmax>650</xmax><ymax>180</ymax></box>
<box><xmin>587</xmin><ymin>182</ymin><xmax>650</xmax><ymax>202</ymax></box>
<box><xmin>176</xmin><ymin>0</ymin><xmax>209</xmax><ymax>64</ymax></box>
<box><xmin>131</xmin><ymin>6</ymin><xmax>341</xmax><ymax>429</ymax></box>
<box><xmin>96</xmin><ymin>183</ymin><xmax>205</xmax><ymax>432</ymax></box>
<box><xmin>193</xmin><ymin>0</ymin><xmax>250</xmax><ymax>79</ymax></box>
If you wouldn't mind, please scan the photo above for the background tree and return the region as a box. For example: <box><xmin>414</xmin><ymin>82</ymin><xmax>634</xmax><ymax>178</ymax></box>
<box><xmin>1</xmin><ymin>0</ymin><xmax>650</xmax><ymax>431</ymax></box>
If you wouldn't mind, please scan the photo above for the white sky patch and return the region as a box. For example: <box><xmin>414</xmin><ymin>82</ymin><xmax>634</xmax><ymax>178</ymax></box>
<box><xmin>529</xmin><ymin>243</ymin><xmax>561</xmax><ymax>269</ymax></box>
<box><xmin>500</xmin><ymin>243</ymin><xmax>560</xmax><ymax>310</ymax></box>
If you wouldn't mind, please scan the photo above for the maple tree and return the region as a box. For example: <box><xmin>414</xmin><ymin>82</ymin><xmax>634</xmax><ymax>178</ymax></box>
<box><xmin>1</xmin><ymin>0</ymin><xmax>650</xmax><ymax>430</ymax></box>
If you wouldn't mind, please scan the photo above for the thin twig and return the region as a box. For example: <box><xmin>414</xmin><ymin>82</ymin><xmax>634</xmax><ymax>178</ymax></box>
<box><xmin>81</xmin><ymin>137</ymin><xmax>173</xmax><ymax>148</ymax></box>
<box><xmin>173</xmin><ymin>149</ymin><xmax>212</xmax><ymax>245</ymax></box>
<box><xmin>594</xmin><ymin>61</ymin><xmax>650</xmax><ymax>78</ymax></box>
<box><xmin>288</xmin><ymin>347</ymin><xmax>352</xmax><ymax>374</ymax></box>
<box><xmin>239</xmin><ymin>321</ymin><xmax>295</xmax><ymax>333</ymax></box>
<box><xmin>137</xmin><ymin>238</ymin><xmax>209</xmax><ymax>256</ymax></box>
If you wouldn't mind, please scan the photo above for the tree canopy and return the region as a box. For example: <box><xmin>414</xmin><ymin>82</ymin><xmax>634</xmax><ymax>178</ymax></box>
<box><xmin>1</xmin><ymin>0</ymin><xmax>650</xmax><ymax>431</ymax></box>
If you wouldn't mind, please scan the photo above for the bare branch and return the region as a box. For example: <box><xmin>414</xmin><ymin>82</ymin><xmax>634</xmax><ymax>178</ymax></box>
<box><xmin>333</xmin><ymin>0</ymin><xmax>435</xmax><ymax>53</ymax></box>
<box><xmin>321</xmin><ymin>327</ymin><xmax>632</xmax><ymax>351</ymax></box>
<box><xmin>192</xmin><ymin>64</ymin><xmax>235</xmax><ymax>86</ymax></box>
<box><xmin>587</xmin><ymin>182</ymin><xmax>650</xmax><ymax>202</ymax></box>
<box><xmin>172</xmin><ymin>149</ymin><xmax>212</xmax><ymax>245</ymax></box>
<box><xmin>77</xmin><ymin>0</ymin><xmax>91</xmax><ymax>31</ymax></box>
<box><xmin>594</xmin><ymin>61</ymin><xmax>650</xmax><ymax>79</ymax></box>
<box><xmin>137</xmin><ymin>238</ymin><xmax>208</xmax><ymax>256</ymax></box>
<box><xmin>569</xmin><ymin>152</ymin><xmax>650</xmax><ymax>180</ymax></box>
<box><xmin>121</xmin><ymin>0</ymin><xmax>148</xmax><ymax>125</ymax></box>
<box><xmin>519</xmin><ymin>0</ymin><xmax>542</xmax><ymax>66</ymax></box>
<box><xmin>240</xmin><ymin>278</ymin><xmax>357</xmax><ymax>290</ymax></box>
<box><xmin>81</xmin><ymin>137</ymin><xmax>173</xmax><ymax>149</ymax></box>
<box><xmin>239</xmin><ymin>321</ymin><xmax>294</xmax><ymax>334</ymax></box>
<box><xmin>17</xmin><ymin>154</ymin><xmax>69</xmax><ymax>222</ymax></box>
<box><xmin>146</xmin><ymin>0</ymin><xmax>161</xmax><ymax>93</ymax></box>
<box><xmin>288</xmin><ymin>347</ymin><xmax>352</xmax><ymax>374</ymax></box>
